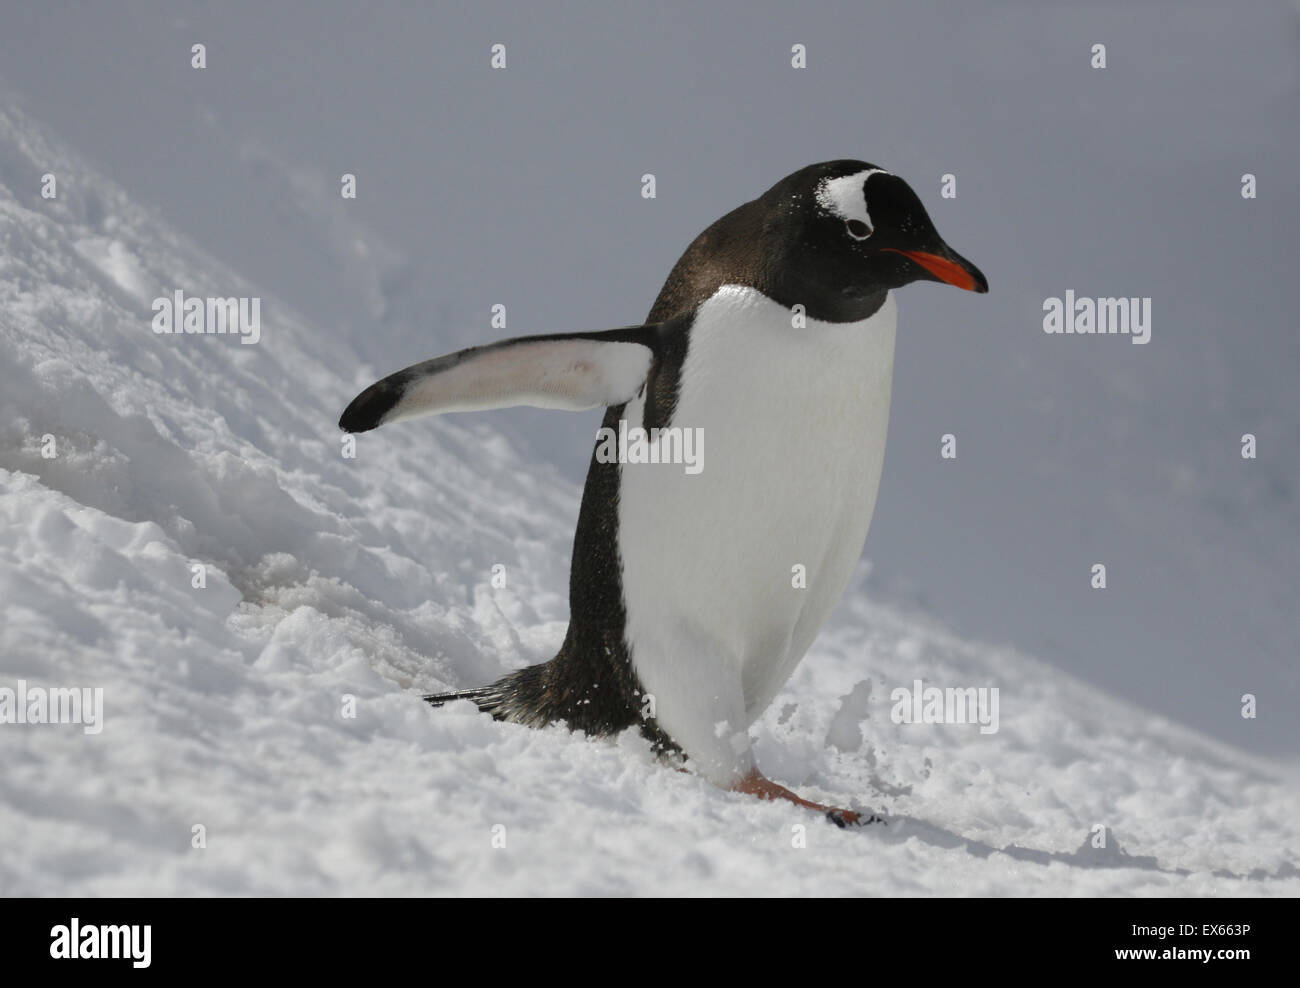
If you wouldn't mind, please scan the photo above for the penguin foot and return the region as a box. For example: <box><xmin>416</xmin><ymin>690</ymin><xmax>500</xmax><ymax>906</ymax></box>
<box><xmin>825</xmin><ymin>808</ymin><xmax>885</xmax><ymax>829</ymax></box>
<box><xmin>733</xmin><ymin>770</ymin><xmax>882</xmax><ymax>827</ymax></box>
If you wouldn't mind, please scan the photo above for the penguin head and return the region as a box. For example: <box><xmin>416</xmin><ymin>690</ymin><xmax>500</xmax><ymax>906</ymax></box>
<box><xmin>760</xmin><ymin>160</ymin><xmax>988</xmax><ymax>319</ymax></box>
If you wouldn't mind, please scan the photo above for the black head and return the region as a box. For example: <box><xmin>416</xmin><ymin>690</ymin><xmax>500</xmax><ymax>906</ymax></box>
<box><xmin>757</xmin><ymin>159</ymin><xmax>988</xmax><ymax>322</ymax></box>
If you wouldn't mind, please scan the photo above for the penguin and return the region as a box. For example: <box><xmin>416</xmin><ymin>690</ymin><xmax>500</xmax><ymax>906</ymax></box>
<box><xmin>340</xmin><ymin>160</ymin><xmax>987</xmax><ymax>825</ymax></box>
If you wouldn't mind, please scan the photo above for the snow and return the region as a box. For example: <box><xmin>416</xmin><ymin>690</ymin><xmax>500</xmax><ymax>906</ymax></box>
<box><xmin>1</xmin><ymin>98</ymin><xmax>1298</xmax><ymax>895</ymax></box>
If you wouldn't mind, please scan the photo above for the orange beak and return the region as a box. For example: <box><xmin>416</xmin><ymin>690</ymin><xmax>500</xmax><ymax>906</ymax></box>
<box><xmin>884</xmin><ymin>248</ymin><xmax>988</xmax><ymax>293</ymax></box>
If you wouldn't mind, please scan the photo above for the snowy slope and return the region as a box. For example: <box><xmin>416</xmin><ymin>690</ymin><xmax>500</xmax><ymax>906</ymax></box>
<box><xmin>1</xmin><ymin>104</ymin><xmax>1297</xmax><ymax>896</ymax></box>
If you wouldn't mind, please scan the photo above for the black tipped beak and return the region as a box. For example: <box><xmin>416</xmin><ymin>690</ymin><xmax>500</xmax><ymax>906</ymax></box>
<box><xmin>884</xmin><ymin>246</ymin><xmax>988</xmax><ymax>293</ymax></box>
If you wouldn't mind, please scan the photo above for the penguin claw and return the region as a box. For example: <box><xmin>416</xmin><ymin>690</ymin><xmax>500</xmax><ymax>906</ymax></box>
<box><xmin>825</xmin><ymin>808</ymin><xmax>886</xmax><ymax>828</ymax></box>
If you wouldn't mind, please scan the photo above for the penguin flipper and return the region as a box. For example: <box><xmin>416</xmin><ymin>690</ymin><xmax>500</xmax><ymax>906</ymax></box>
<box><xmin>339</xmin><ymin>324</ymin><xmax>676</xmax><ymax>433</ymax></box>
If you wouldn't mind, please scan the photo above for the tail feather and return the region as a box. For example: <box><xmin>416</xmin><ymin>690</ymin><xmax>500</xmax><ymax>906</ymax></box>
<box><xmin>422</xmin><ymin>663</ymin><xmax>678</xmax><ymax>753</ymax></box>
<box><xmin>422</xmin><ymin>664</ymin><xmax>554</xmax><ymax>728</ymax></box>
<box><xmin>422</xmin><ymin>685</ymin><xmax>505</xmax><ymax>714</ymax></box>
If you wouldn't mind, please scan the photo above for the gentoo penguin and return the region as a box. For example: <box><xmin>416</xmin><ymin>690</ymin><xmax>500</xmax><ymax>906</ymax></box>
<box><xmin>340</xmin><ymin>160</ymin><xmax>987</xmax><ymax>825</ymax></box>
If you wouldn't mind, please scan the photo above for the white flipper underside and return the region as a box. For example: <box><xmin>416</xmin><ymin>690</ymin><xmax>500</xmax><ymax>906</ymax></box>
<box><xmin>385</xmin><ymin>338</ymin><xmax>653</xmax><ymax>423</ymax></box>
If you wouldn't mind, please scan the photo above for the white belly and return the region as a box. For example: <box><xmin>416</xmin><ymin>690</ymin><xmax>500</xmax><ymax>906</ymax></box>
<box><xmin>617</xmin><ymin>285</ymin><xmax>896</xmax><ymax>783</ymax></box>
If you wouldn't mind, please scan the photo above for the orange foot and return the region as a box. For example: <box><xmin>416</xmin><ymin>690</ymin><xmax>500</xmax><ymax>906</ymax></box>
<box><xmin>732</xmin><ymin>769</ymin><xmax>884</xmax><ymax>828</ymax></box>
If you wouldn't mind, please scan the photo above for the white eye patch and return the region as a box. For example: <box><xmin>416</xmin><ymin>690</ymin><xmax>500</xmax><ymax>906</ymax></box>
<box><xmin>814</xmin><ymin>168</ymin><xmax>890</xmax><ymax>237</ymax></box>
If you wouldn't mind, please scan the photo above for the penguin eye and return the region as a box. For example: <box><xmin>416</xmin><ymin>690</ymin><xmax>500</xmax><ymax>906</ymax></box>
<box><xmin>845</xmin><ymin>219</ymin><xmax>871</xmax><ymax>240</ymax></box>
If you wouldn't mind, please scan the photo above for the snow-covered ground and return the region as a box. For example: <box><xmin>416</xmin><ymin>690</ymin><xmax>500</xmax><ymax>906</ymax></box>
<box><xmin>1</xmin><ymin>103</ymin><xmax>1297</xmax><ymax>895</ymax></box>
